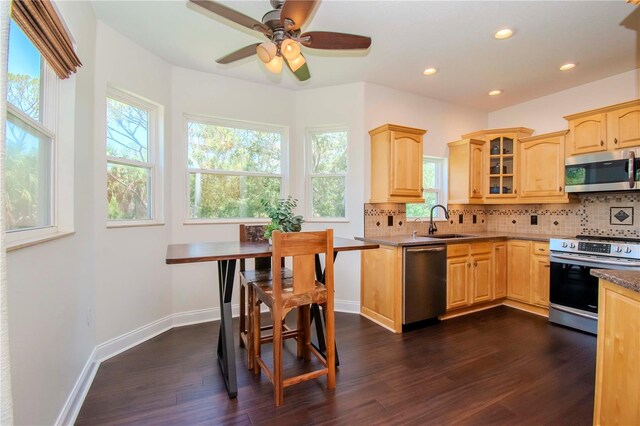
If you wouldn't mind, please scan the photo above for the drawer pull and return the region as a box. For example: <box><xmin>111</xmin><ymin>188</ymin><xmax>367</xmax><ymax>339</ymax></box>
<box><xmin>600</xmin><ymin>140</ymin><xmax>604</xmax><ymax>146</ymax></box>
<box><xmin>614</xmin><ymin>138</ymin><xmax>618</xmax><ymax>145</ymax></box>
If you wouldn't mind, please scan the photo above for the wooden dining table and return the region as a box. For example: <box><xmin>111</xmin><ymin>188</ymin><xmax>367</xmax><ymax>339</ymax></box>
<box><xmin>165</xmin><ymin>236</ymin><xmax>379</xmax><ymax>398</ymax></box>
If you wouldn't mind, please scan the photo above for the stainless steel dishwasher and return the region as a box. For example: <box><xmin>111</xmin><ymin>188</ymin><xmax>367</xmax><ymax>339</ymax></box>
<box><xmin>403</xmin><ymin>244</ymin><xmax>447</xmax><ymax>325</ymax></box>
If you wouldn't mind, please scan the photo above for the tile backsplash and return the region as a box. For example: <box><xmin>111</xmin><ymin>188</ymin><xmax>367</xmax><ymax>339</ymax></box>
<box><xmin>364</xmin><ymin>192</ymin><xmax>640</xmax><ymax>238</ymax></box>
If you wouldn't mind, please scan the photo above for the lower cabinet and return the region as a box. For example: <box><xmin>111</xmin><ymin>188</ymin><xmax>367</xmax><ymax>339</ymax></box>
<box><xmin>507</xmin><ymin>240</ymin><xmax>550</xmax><ymax>308</ymax></box>
<box><xmin>361</xmin><ymin>244</ymin><xmax>402</xmax><ymax>332</ymax></box>
<box><xmin>446</xmin><ymin>242</ymin><xmax>495</xmax><ymax>311</ymax></box>
<box><xmin>493</xmin><ymin>242</ymin><xmax>508</xmax><ymax>299</ymax></box>
<box><xmin>593</xmin><ymin>279</ymin><xmax>640</xmax><ymax>426</ymax></box>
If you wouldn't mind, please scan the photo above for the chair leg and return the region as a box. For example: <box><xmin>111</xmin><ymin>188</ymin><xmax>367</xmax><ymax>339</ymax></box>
<box><xmin>239</xmin><ymin>283</ymin><xmax>246</xmax><ymax>348</ymax></box>
<box><xmin>252</xmin><ymin>293</ymin><xmax>261</xmax><ymax>376</ymax></box>
<box><xmin>273</xmin><ymin>308</ymin><xmax>284</xmax><ymax>406</ymax></box>
<box><xmin>246</xmin><ymin>285</ymin><xmax>254</xmax><ymax>371</ymax></box>
<box><xmin>297</xmin><ymin>305</ymin><xmax>310</xmax><ymax>361</ymax></box>
<box><xmin>324</xmin><ymin>302</ymin><xmax>336</xmax><ymax>390</ymax></box>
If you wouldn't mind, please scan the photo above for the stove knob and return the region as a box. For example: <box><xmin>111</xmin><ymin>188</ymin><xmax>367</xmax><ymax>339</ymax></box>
<box><xmin>562</xmin><ymin>242</ymin><xmax>568</xmax><ymax>248</ymax></box>
<box><xmin>569</xmin><ymin>243</ymin><xmax>576</xmax><ymax>248</ymax></box>
<box><xmin>625</xmin><ymin>247</ymin><xmax>632</xmax><ymax>254</ymax></box>
<box><xmin>614</xmin><ymin>246</ymin><xmax>623</xmax><ymax>253</ymax></box>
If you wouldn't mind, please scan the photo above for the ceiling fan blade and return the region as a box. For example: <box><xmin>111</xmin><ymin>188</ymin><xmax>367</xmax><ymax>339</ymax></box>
<box><xmin>216</xmin><ymin>43</ymin><xmax>260</xmax><ymax>64</ymax></box>
<box><xmin>284</xmin><ymin>55</ymin><xmax>311</xmax><ymax>81</ymax></box>
<box><xmin>280</xmin><ymin>0</ymin><xmax>318</xmax><ymax>31</ymax></box>
<box><xmin>188</xmin><ymin>0</ymin><xmax>272</xmax><ymax>36</ymax></box>
<box><xmin>300</xmin><ymin>31</ymin><xmax>372</xmax><ymax>50</ymax></box>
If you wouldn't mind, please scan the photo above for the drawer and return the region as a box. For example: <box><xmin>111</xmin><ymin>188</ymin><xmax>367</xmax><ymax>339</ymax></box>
<box><xmin>532</xmin><ymin>242</ymin><xmax>550</xmax><ymax>256</ymax></box>
<box><xmin>447</xmin><ymin>244</ymin><xmax>470</xmax><ymax>258</ymax></box>
<box><xmin>470</xmin><ymin>242</ymin><xmax>493</xmax><ymax>254</ymax></box>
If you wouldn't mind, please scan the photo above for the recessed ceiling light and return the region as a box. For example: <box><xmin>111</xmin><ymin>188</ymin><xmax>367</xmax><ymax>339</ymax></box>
<box><xmin>423</xmin><ymin>67</ymin><xmax>438</xmax><ymax>76</ymax></box>
<box><xmin>560</xmin><ymin>63</ymin><xmax>577</xmax><ymax>71</ymax></box>
<box><xmin>494</xmin><ymin>28</ymin><xmax>513</xmax><ymax>39</ymax></box>
<box><xmin>488</xmin><ymin>90</ymin><xmax>503</xmax><ymax>96</ymax></box>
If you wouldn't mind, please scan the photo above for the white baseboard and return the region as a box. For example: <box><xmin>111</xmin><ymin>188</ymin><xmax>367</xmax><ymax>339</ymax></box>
<box><xmin>57</xmin><ymin>299</ymin><xmax>360</xmax><ymax>425</ymax></box>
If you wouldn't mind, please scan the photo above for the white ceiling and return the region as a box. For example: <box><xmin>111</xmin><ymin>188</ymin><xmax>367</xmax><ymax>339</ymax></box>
<box><xmin>91</xmin><ymin>0</ymin><xmax>638</xmax><ymax>112</ymax></box>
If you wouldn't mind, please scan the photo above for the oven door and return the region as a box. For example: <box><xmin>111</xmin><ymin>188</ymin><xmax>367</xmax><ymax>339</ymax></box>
<box><xmin>549</xmin><ymin>258</ymin><xmax>599</xmax><ymax>314</ymax></box>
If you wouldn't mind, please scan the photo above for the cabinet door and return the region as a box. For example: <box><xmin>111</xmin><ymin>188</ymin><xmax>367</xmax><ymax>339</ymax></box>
<box><xmin>486</xmin><ymin>134</ymin><xmax>517</xmax><ymax>199</ymax></box>
<box><xmin>471</xmin><ymin>253</ymin><xmax>492</xmax><ymax>303</ymax></box>
<box><xmin>361</xmin><ymin>245</ymin><xmax>400</xmax><ymax>331</ymax></box>
<box><xmin>447</xmin><ymin>256</ymin><xmax>470</xmax><ymax>310</ymax></box>
<box><xmin>531</xmin><ymin>255</ymin><xmax>550</xmax><ymax>307</ymax></box>
<box><xmin>493</xmin><ymin>242</ymin><xmax>507</xmax><ymax>299</ymax></box>
<box><xmin>470</xmin><ymin>142</ymin><xmax>484</xmax><ymax>199</ymax></box>
<box><xmin>507</xmin><ymin>241</ymin><xmax>531</xmax><ymax>303</ymax></box>
<box><xmin>608</xmin><ymin>105</ymin><xmax>640</xmax><ymax>149</ymax></box>
<box><xmin>389</xmin><ymin>131</ymin><xmax>423</xmax><ymax>198</ymax></box>
<box><xmin>569</xmin><ymin>113</ymin><xmax>607</xmax><ymax>155</ymax></box>
<box><xmin>520</xmin><ymin>137</ymin><xmax>564</xmax><ymax>197</ymax></box>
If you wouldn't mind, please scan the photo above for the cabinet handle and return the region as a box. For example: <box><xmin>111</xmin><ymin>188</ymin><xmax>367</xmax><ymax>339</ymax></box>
<box><xmin>474</xmin><ymin>261</ymin><xmax>478</xmax><ymax>267</ymax></box>
<box><xmin>600</xmin><ymin>140</ymin><xmax>604</xmax><ymax>146</ymax></box>
<box><xmin>467</xmin><ymin>262</ymin><xmax>471</xmax><ymax>268</ymax></box>
<box><xmin>614</xmin><ymin>138</ymin><xmax>618</xmax><ymax>145</ymax></box>
<box><xmin>538</xmin><ymin>248</ymin><xmax>545</xmax><ymax>251</ymax></box>
<box><xmin>514</xmin><ymin>189</ymin><xmax>517</xmax><ymax>194</ymax></box>
<box><xmin>472</xmin><ymin>189</ymin><xmax>477</xmax><ymax>194</ymax></box>
<box><xmin>559</xmin><ymin>186</ymin><xmax>562</xmax><ymax>192</ymax></box>
<box><xmin>544</xmin><ymin>265</ymin><xmax>550</xmax><ymax>268</ymax></box>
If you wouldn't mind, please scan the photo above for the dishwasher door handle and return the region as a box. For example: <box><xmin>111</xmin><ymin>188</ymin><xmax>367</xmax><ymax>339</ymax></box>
<box><xmin>405</xmin><ymin>247</ymin><xmax>446</xmax><ymax>253</ymax></box>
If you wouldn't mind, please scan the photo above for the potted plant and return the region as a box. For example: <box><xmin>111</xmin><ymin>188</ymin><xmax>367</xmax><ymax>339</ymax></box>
<box><xmin>261</xmin><ymin>196</ymin><xmax>304</xmax><ymax>243</ymax></box>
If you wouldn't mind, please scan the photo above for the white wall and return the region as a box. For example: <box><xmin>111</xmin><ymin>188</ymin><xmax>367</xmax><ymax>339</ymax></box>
<box><xmin>489</xmin><ymin>69</ymin><xmax>639</xmax><ymax>133</ymax></box>
<box><xmin>6</xmin><ymin>2</ymin><xmax>97</xmax><ymax>424</ymax></box>
<box><xmin>92</xmin><ymin>21</ymin><xmax>174</xmax><ymax>344</ymax></box>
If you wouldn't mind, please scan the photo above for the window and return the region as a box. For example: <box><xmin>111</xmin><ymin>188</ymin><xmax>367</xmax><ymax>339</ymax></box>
<box><xmin>406</xmin><ymin>156</ymin><xmax>447</xmax><ymax>219</ymax></box>
<box><xmin>186</xmin><ymin>116</ymin><xmax>286</xmax><ymax>220</ymax></box>
<box><xmin>5</xmin><ymin>20</ymin><xmax>55</xmax><ymax>233</ymax></box>
<box><xmin>306</xmin><ymin>127</ymin><xmax>348</xmax><ymax>220</ymax></box>
<box><xmin>106</xmin><ymin>88</ymin><xmax>162</xmax><ymax>223</ymax></box>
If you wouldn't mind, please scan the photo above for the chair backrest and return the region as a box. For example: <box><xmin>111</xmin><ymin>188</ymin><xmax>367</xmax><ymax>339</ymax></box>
<box><xmin>270</xmin><ymin>229</ymin><xmax>334</xmax><ymax>301</ymax></box>
<box><xmin>239</xmin><ymin>224</ymin><xmax>271</xmax><ymax>271</ymax></box>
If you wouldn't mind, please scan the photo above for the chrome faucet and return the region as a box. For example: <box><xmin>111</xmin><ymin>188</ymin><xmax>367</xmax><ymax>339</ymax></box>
<box><xmin>412</xmin><ymin>218</ymin><xmax>424</xmax><ymax>239</ymax></box>
<box><xmin>428</xmin><ymin>204</ymin><xmax>450</xmax><ymax>234</ymax></box>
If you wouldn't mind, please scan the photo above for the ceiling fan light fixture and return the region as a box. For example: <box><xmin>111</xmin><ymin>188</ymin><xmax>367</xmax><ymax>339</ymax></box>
<box><xmin>265</xmin><ymin>55</ymin><xmax>283</xmax><ymax>74</ymax></box>
<box><xmin>257</xmin><ymin>41</ymin><xmax>278</xmax><ymax>63</ymax></box>
<box><xmin>288</xmin><ymin>54</ymin><xmax>306</xmax><ymax>72</ymax></box>
<box><xmin>280</xmin><ymin>39</ymin><xmax>302</xmax><ymax>61</ymax></box>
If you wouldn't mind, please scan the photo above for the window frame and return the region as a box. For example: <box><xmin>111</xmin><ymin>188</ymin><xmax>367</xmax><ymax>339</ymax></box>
<box><xmin>4</xmin><ymin>35</ymin><xmax>66</xmax><ymax>250</ymax></box>
<box><xmin>183</xmin><ymin>113</ymin><xmax>289</xmax><ymax>224</ymax></box>
<box><xmin>105</xmin><ymin>86</ymin><xmax>164</xmax><ymax>228</ymax></box>
<box><xmin>304</xmin><ymin>125</ymin><xmax>349</xmax><ymax>222</ymax></box>
<box><xmin>406</xmin><ymin>156</ymin><xmax>448</xmax><ymax>221</ymax></box>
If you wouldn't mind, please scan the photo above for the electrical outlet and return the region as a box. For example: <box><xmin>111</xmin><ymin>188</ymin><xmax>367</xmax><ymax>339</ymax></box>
<box><xmin>473</xmin><ymin>214</ymin><xmax>477</xmax><ymax>224</ymax></box>
<box><xmin>387</xmin><ymin>215</ymin><xmax>393</xmax><ymax>226</ymax></box>
<box><xmin>531</xmin><ymin>215</ymin><xmax>538</xmax><ymax>225</ymax></box>
<box><xmin>458</xmin><ymin>214</ymin><xmax>463</xmax><ymax>224</ymax></box>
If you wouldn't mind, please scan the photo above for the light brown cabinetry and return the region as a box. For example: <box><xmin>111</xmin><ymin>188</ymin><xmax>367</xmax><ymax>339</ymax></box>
<box><xmin>565</xmin><ymin>99</ymin><xmax>640</xmax><ymax>155</ymax></box>
<box><xmin>369</xmin><ymin>124</ymin><xmax>426</xmax><ymax>203</ymax></box>
<box><xmin>446</xmin><ymin>243</ymin><xmax>494</xmax><ymax>310</ymax></box>
<box><xmin>593</xmin><ymin>279</ymin><xmax>640</xmax><ymax>426</ymax></box>
<box><xmin>493</xmin><ymin>242</ymin><xmax>507</xmax><ymax>299</ymax></box>
<box><xmin>361</xmin><ymin>244</ymin><xmax>402</xmax><ymax>333</ymax></box>
<box><xmin>519</xmin><ymin>131</ymin><xmax>569</xmax><ymax>201</ymax></box>
<box><xmin>507</xmin><ymin>240</ymin><xmax>550</xmax><ymax>308</ymax></box>
<box><xmin>447</xmin><ymin>138</ymin><xmax>485</xmax><ymax>204</ymax></box>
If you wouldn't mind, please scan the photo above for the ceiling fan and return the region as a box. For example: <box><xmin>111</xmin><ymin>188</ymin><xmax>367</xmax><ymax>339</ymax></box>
<box><xmin>187</xmin><ymin>0</ymin><xmax>372</xmax><ymax>81</ymax></box>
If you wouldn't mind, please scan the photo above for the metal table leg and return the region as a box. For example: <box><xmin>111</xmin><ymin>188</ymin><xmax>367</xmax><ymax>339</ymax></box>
<box><xmin>216</xmin><ymin>259</ymin><xmax>238</xmax><ymax>398</ymax></box>
<box><xmin>311</xmin><ymin>252</ymin><xmax>340</xmax><ymax>367</ymax></box>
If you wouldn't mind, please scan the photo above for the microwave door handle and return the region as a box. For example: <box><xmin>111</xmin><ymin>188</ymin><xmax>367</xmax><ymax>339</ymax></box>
<box><xmin>629</xmin><ymin>151</ymin><xmax>636</xmax><ymax>189</ymax></box>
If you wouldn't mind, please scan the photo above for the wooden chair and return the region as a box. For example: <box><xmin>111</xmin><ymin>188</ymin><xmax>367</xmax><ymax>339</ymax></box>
<box><xmin>238</xmin><ymin>224</ymin><xmax>292</xmax><ymax>370</ymax></box>
<box><xmin>250</xmin><ymin>229</ymin><xmax>335</xmax><ymax>406</ymax></box>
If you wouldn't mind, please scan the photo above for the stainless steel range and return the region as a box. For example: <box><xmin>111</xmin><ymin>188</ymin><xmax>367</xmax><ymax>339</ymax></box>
<box><xmin>549</xmin><ymin>235</ymin><xmax>640</xmax><ymax>334</ymax></box>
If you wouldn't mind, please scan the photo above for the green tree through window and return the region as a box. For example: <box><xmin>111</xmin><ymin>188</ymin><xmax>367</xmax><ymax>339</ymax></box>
<box><xmin>407</xmin><ymin>157</ymin><xmax>446</xmax><ymax>219</ymax></box>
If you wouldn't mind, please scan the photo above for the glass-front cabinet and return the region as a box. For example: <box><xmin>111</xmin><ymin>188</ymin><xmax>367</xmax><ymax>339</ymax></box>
<box><xmin>487</xmin><ymin>135</ymin><xmax>515</xmax><ymax>197</ymax></box>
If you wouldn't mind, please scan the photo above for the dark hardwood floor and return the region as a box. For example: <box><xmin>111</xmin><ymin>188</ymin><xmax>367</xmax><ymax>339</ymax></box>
<box><xmin>76</xmin><ymin>307</ymin><xmax>596</xmax><ymax>425</ymax></box>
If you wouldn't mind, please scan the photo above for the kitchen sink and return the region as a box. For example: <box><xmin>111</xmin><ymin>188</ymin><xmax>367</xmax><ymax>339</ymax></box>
<box><xmin>419</xmin><ymin>234</ymin><xmax>475</xmax><ymax>239</ymax></box>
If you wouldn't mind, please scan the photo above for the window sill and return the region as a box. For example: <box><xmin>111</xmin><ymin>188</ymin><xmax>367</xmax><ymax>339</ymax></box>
<box><xmin>107</xmin><ymin>220</ymin><xmax>165</xmax><ymax>229</ymax></box>
<box><xmin>5</xmin><ymin>230</ymin><xmax>75</xmax><ymax>252</ymax></box>
<box><xmin>183</xmin><ymin>218</ymin><xmax>270</xmax><ymax>225</ymax></box>
<box><xmin>304</xmin><ymin>218</ymin><xmax>350</xmax><ymax>223</ymax></box>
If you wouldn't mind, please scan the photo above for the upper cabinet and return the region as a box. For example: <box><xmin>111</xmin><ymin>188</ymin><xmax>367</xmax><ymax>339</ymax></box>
<box><xmin>447</xmin><ymin>138</ymin><xmax>485</xmax><ymax>204</ymax></box>
<box><xmin>462</xmin><ymin>128</ymin><xmax>534</xmax><ymax>200</ymax></box>
<box><xmin>519</xmin><ymin>130</ymin><xmax>569</xmax><ymax>200</ymax></box>
<box><xmin>565</xmin><ymin>99</ymin><xmax>640</xmax><ymax>155</ymax></box>
<box><xmin>369</xmin><ymin>124</ymin><xmax>426</xmax><ymax>203</ymax></box>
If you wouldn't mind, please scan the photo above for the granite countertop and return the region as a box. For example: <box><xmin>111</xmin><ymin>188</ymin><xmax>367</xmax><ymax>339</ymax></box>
<box><xmin>355</xmin><ymin>232</ymin><xmax>562</xmax><ymax>247</ymax></box>
<box><xmin>591</xmin><ymin>270</ymin><xmax>640</xmax><ymax>293</ymax></box>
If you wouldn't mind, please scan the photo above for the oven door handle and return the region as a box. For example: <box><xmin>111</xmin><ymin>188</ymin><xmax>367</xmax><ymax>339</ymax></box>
<box><xmin>550</xmin><ymin>253</ymin><xmax>640</xmax><ymax>268</ymax></box>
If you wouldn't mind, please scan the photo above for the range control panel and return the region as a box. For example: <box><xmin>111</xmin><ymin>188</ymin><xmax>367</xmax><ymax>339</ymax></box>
<box><xmin>550</xmin><ymin>238</ymin><xmax>640</xmax><ymax>260</ymax></box>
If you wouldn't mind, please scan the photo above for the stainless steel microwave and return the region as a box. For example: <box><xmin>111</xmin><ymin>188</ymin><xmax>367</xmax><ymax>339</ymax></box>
<box><xmin>565</xmin><ymin>149</ymin><xmax>640</xmax><ymax>193</ymax></box>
